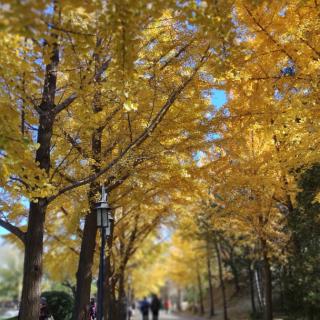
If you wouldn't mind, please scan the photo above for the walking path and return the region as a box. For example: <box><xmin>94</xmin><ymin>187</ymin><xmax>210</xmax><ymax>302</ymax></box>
<box><xmin>132</xmin><ymin>311</ymin><xmax>209</xmax><ymax>320</ymax></box>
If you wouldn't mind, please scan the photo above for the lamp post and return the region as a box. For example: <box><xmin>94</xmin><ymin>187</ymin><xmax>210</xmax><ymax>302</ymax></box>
<box><xmin>96</xmin><ymin>186</ymin><xmax>113</xmax><ymax>320</ymax></box>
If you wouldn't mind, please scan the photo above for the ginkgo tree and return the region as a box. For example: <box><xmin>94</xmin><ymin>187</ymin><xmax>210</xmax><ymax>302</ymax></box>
<box><xmin>193</xmin><ymin>1</ymin><xmax>320</xmax><ymax>319</ymax></box>
<box><xmin>0</xmin><ymin>1</ymin><xmax>236</xmax><ymax>319</ymax></box>
<box><xmin>5</xmin><ymin>1</ymin><xmax>319</xmax><ymax>320</ymax></box>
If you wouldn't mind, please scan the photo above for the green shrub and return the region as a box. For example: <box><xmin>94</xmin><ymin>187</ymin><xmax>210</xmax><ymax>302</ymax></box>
<box><xmin>41</xmin><ymin>291</ymin><xmax>74</xmax><ymax>320</ymax></box>
<box><xmin>249</xmin><ymin>311</ymin><xmax>263</xmax><ymax>320</ymax></box>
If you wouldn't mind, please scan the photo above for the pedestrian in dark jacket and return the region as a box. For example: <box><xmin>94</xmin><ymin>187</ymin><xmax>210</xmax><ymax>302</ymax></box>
<box><xmin>89</xmin><ymin>298</ymin><xmax>97</xmax><ymax>319</ymax></box>
<box><xmin>140</xmin><ymin>297</ymin><xmax>150</xmax><ymax>320</ymax></box>
<box><xmin>150</xmin><ymin>294</ymin><xmax>161</xmax><ymax>320</ymax></box>
<box><xmin>39</xmin><ymin>297</ymin><xmax>53</xmax><ymax>320</ymax></box>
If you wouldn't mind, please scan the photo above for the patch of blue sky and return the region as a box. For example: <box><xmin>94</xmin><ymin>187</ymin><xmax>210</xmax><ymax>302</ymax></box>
<box><xmin>44</xmin><ymin>2</ymin><xmax>54</xmax><ymax>15</ymax></box>
<box><xmin>206</xmin><ymin>132</ymin><xmax>220</xmax><ymax>142</ymax></box>
<box><xmin>211</xmin><ymin>89</ymin><xmax>227</xmax><ymax>109</ymax></box>
<box><xmin>0</xmin><ymin>228</ymin><xmax>8</xmax><ymax>236</ymax></box>
<box><xmin>193</xmin><ymin>150</ymin><xmax>206</xmax><ymax>161</ymax></box>
<box><xmin>0</xmin><ymin>193</ymin><xmax>29</xmax><ymax>236</ymax></box>
<box><xmin>156</xmin><ymin>224</ymin><xmax>173</xmax><ymax>244</ymax></box>
<box><xmin>204</xmin><ymin>89</ymin><xmax>227</xmax><ymax>120</ymax></box>
<box><xmin>279</xmin><ymin>6</ymin><xmax>287</xmax><ymax>17</ymax></box>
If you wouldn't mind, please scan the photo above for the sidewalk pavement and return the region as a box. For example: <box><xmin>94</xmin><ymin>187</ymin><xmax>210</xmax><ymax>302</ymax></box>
<box><xmin>132</xmin><ymin>311</ymin><xmax>209</xmax><ymax>320</ymax></box>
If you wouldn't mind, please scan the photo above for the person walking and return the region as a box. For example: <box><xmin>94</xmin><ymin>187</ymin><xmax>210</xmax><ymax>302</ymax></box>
<box><xmin>164</xmin><ymin>299</ymin><xmax>171</xmax><ymax>314</ymax></box>
<box><xmin>150</xmin><ymin>294</ymin><xmax>161</xmax><ymax>320</ymax></box>
<box><xmin>139</xmin><ymin>297</ymin><xmax>150</xmax><ymax>320</ymax></box>
<box><xmin>39</xmin><ymin>297</ymin><xmax>53</xmax><ymax>320</ymax></box>
<box><xmin>89</xmin><ymin>298</ymin><xmax>97</xmax><ymax>320</ymax></box>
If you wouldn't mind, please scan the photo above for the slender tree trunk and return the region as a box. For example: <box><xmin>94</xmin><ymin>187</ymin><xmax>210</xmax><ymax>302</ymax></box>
<box><xmin>19</xmin><ymin>200</ymin><xmax>46</xmax><ymax>319</ymax></box>
<box><xmin>74</xmin><ymin>44</ymin><xmax>104</xmax><ymax>319</ymax></box>
<box><xmin>177</xmin><ymin>288</ymin><xmax>182</xmax><ymax>312</ymax></box>
<box><xmin>118</xmin><ymin>270</ymin><xmax>127</xmax><ymax>320</ymax></box>
<box><xmin>196</xmin><ymin>266</ymin><xmax>205</xmax><ymax>315</ymax></box>
<box><xmin>73</xmin><ymin>160</ymin><xmax>102</xmax><ymax>319</ymax></box>
<box><xmin>278</xmin><ymin>276</ymin><xmax>285</xmax><ymax>312</ymax></box>
<box><xmin>104</xmin><ymin>230</ymin><xmax>115</xmax><ymax>320</ymax></box>
<box><xmin>18</xmin><ymin>4</ymin><xmax>60</xmax><ymax>316</ymax></box>
<box><xmin>248</xmin><ymin>262</ymin><xmax>256</xmax><ymax>314</ymax></box>
<box><xmin>262</xmin><ymin>251</ymin><xmax>273</xmax><ymax>320</ymax></box>
<box><xmin>255</xmin><ymin>267</ymin><xmax>264</xmax><ymax>311</ymax></box>
<box><xmin>215</xmin><ymin>238</ymin><xmax>229</xmax><ymax>320</ymax></box>
<box><xmin>74</xmin><ymin>185</ymin><xmax>99</xmax><ymax>320</ymax></box>
<box><xmin>19</xmin><ymin>111</ymin><xmax>55</xmax><ymax>319</ymax></box>
<box><xmin>229</xmin><ymin>257</ymin><xmax>240</xmax><ymax>293</ymax></box>
<box><xmin>206</xmin><ymin>241</ymin><xmax>215</xmax><ymax>316</ymax></box>
<box><xmin>103</xmin><ymin>253</ymin><xmax>111</xmax><ymax>320</ymax></box>
<box><xmin>108</xmin><ymin>276</ymin><xmax>117</xmax><ymax>320</ymax></box>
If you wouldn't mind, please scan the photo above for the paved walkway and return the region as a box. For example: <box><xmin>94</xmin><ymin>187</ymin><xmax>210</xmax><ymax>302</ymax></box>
<box><xmin>132</xmin><ymin>311</ymin><xmax>205</xmax><ymax>320</ymax></box>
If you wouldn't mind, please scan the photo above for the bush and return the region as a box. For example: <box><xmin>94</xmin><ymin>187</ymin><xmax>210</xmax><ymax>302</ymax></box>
<box><xmin>249</xmin><ymin>311</ymin><xmax>263</xmax><ymax>320</ymax></box>
<box><xmin>41</xmin><ymin>291</ymin><xmax>74</xmax><ymax>320</ymax></box>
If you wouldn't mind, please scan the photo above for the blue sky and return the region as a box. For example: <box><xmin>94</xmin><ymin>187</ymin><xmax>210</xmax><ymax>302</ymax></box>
<box><xmin>211</xmin><ymin>89</ymin><xmax>227</xmax><ymax>109</ymax></box>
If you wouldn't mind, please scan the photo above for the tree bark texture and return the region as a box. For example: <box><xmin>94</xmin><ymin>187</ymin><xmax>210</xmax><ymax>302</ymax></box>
<box><xmin>255</xmin><ymin>266</ymin><xmax>264</xmax><ymax>311</ymax></box>
<box><xmin>18</xmin><ymin>5</ymin><xmax>60</xmax><ymax>315</ymax></box>
<box><xmin>73</xmin><ymin>180</ymin><xmax>100</xmax><ymax>320</ymax></box>
<box><xmin>19</xmin><ymin>110</ymin><xmax>55</xmax><ymax>320</ymax></box>
<box><xmin>74</xmin><ymin>50</ymin><xmax>104</xmax><ymax>319</ymax></box>
<box><xmin>215</xmin><ymin>239</ymin><xmax>229</xmax><ymax>320</ymax></box>
<box><xmin>74</xmin><ymin>201</ymin><xmax>98</xmax><ymax>320</ymax></box>
<box><xmin>262</xmin><ymin>250</ymin><xmax>273</xmax><ymax>320</ymax></box>
<box><xmin>19</xmin><ymin>200</ymin><xmax>47</xmax><ymax>320</ymax></box>
<box><xmin>248</xmin><ymin>262</ymin><xmax>257</xmax><ymax>314</ymax></box>
<box><xmin>196</xmin><ymin>266</ymin><xmax>205</xmax><ymax>315</ymax></box>
<box><xmin>206</xmin><ymin>241</ymin><xmax>215</xmax><ymax>316</ymax></box>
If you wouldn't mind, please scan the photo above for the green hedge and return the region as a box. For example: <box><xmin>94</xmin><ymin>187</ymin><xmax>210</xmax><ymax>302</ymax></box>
<box><xmin>41</xmin><ymin>291</ymin><xmax>74</xmax><ymax>320</ymax></box>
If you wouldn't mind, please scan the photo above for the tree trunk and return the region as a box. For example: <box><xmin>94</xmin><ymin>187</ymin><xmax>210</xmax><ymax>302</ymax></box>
<box><xmin>19</xmin><ymin>200</ymin><xmax>46</xmax><ymax>320</ymax></box>
<box><xmin>263</xmin><ymin>252</ymin><xmax>273</xmax><ymax>320</ymax></box>
<box><xmin>255</xmin><ymin>266</ymin><xmax>264</xmax><ymax>311</ymax></box>
<box><xmin>177</xmin><ymin>288</ymin><xmax>182</xmax><ymax>312</ymax></box>
<box><xmin>73</xmin><ymin>128</ymin><xmax>102</xmax><ymax>320</ymax></box>
<box><xmin>229</xmin><ymin>254</ymin><xmax>240</xmax><ymax>293</ymax></box>
<box><xmin>278</xmin><ymin>275</ymin><xmax>285</xmax><ymax>312</ymax></box>
<box><xmin>74</xmin><ymin>204</ymin><xmax>98</xmax><ymax>320</ymax></box>
<box><xmin>19</xmin><ymin>110</ymin><xmax>55</xmax><ymax>319</ymax></box>
<box><xmin>206</xmin><ymin>241</ymin><xmax>215</xmax><ymax>316</ymax></box>
<box><xmin>104</xmin><ymin>229</ymin><xmax>115</xmax><ymax>320</ymax></box>
<box><xmin>248</xmin><ymin>262</ymin><xmax>256</xmax><ymax>314</ymax></box>
<box><xmin>74</xmin><ymin>47</ymin><xmax>104</xmax><ymax>319</ymax></box>
<box><xmin>196</xmin><ymin>266</ymin><xmax>205</xmax><ymax>315</ymax></box>
<box><xmin>118</xmin><ymin>271</ymin><xmax>127</xmax><ymax>320</ymax></box>
<box><xmin>107</xmin><ymin>276</ymin><xmax>117</xmax><ymax>320</ymax></box>
<box><xmin>18</xmin><ymin>4</ymin><xmax>59</xmax><ymax>315</ymax></box>
<box><xmin>215</xmin><ymin>239</ymin><xmax>229</xmax><ymax>320</ymax></box>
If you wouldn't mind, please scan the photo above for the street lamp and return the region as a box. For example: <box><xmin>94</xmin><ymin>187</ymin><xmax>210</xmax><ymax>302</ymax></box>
<box><xmin>96</xmin><ymin>186</ymin><xmax>114</xmax><ymax>320</ymax></box>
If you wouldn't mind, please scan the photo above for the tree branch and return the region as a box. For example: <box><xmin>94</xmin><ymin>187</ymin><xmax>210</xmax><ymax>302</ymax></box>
<box><xmin>0</xmin><ymin>218</ymin><xmax>26</xmax><ymax>244</ymax></box>
<box><xmin>48</xmin><ymin>49</ymin><xmax>209</xmax><ymax>203</ymax></box>
<box><xmin>52</xmin><ymin>57</ymin><xmax>111</xmax><ymax>115</ymax></box>
<box><xmin>53</xmin><ymin>92</ymin><xmax>77</xmax><ymax>115</ymax></box>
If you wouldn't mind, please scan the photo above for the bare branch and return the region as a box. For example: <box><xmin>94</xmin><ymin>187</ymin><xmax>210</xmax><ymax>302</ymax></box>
<box><xmin>52</xmin><ymin>57</ymin><xmax>111</xmax><ymax>115</ymax></box>
<box><xmin>94</xmin><ymin>58</ymin><xmax>112</xmax><ymax>82</ymax></box>
<box><xmin>0</xmin><ymin>218</ymin><xmax>26</xmax><ymax>244</ymax></box>
<box><xmin>60</xmin><ymin>129</ymin><xmax>89</xmax><ymax>159</ymax></box>
<box><xmin>53</xmin><ymin>92</ymin><xmax>77</xmax><ymax>115</ymax></box>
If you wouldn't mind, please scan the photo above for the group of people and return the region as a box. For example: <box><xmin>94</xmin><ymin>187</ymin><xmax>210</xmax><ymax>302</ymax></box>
<box><xmin>139</xmin><ymin>294</ymin><xmax>162</xmax><ymax>320</ymax></box>
<box><xmin>37</xmin><ymin>294</ymin><xmax>164</xmax><ymax>320</ymax></box>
